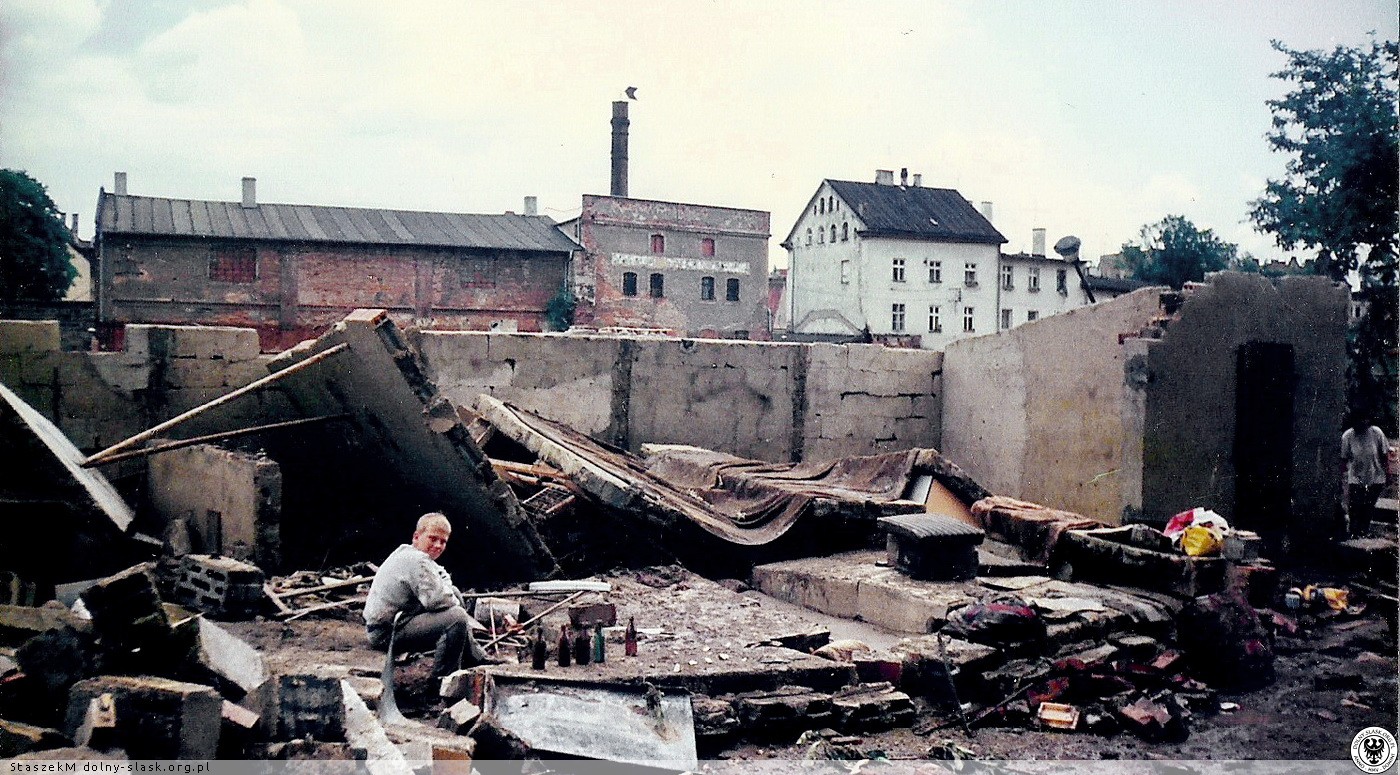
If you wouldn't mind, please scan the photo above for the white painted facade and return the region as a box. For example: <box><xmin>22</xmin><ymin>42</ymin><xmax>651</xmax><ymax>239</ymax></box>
<box><xmin>995</xmin><ymin>253</ymin><xmax>1093</xmax><ymax>332</ymax></box>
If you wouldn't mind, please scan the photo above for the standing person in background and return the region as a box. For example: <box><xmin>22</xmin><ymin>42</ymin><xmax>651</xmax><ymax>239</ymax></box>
<box><xmin>1342</xmin><ymin>414</ymin><xmax>1389</xmax><ymax>538</ymax></box>
<box><xmin>364</xmin><ymin>512</ymin><xmax>494</xmax><ymax>677</ymax></box>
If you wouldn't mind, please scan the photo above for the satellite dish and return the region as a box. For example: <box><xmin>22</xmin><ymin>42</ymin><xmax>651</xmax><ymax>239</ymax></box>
<box><xmin>1053</xmin><ymin>235</ymin><xmax>1082</xmax><ymax>261</ymax></box>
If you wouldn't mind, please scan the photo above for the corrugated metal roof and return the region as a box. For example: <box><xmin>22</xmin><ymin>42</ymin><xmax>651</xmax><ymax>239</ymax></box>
<box><xmin>98</xmin><ymin>193</ymin><xmax>579</xmax><ymax>253</ymax></box>
<box><xmin>827</xmin><ymin>180</ymin><xmax>1006</xmax><ymax>244</ymax></box>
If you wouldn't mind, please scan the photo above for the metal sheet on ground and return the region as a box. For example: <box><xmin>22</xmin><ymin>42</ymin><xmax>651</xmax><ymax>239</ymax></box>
<box><xmin>489</xmin><ymin>681</ymin><xmax>697</xmax><ymax>769</ymax></box>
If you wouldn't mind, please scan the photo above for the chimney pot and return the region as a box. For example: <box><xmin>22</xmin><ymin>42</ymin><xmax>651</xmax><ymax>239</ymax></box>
<box><xmin>875</xmin><ymin>169</ymin><xmax>894</xmax><ymax>186</ymax></box>
<box><xmin>900</xmin><ymin>167</ymin><xmax>908</xmax><ymax>185</ymax></box>
<box><xmin>912</xmin><ymin>173</ymin><xmax>922</xmax><ymax>187</ymax></box>
<box><xmin>113</xmin><ymin>172</ymin><xmax>128</xmax><ymax>196</ymax></box>
<box><xmin>524</xmin><ymin>196</ymin><xmax>538</xmax><ymax>217</ymax></box>
<box><xmin>1032</xmin><ymin>228</ymin><xmax>1047</xmax><ymax>256</ymax></box>
<box><xmin>241</xmin><ymin>177</ymin><xmax>257</xmax><ymax>208</ymax></box>
<box><xmin>611</xmin><ymin>101</ymin><xmax>630</xmax><ymax>198</ymax></box>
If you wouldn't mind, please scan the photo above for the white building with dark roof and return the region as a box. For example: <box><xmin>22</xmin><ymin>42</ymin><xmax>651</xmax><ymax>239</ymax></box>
<box><xmin>781</xmin><ymin>170</ymin><xmax>1137</xmax><ymax>349</ymax></box>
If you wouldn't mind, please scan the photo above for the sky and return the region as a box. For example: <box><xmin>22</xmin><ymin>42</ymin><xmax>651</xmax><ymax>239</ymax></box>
<box><xmin>1</xmin><ymin>0</ymin><xmax>1396</xmax><ymax>271</ymax></box>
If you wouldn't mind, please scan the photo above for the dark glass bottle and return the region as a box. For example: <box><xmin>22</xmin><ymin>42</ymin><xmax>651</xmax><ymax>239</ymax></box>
<box><xmin>531</xmin><ymin>625</ymin><xmax>547</xmax><ymax>670</ymax></box>
<box><xmin>624</xmin><ymin>616</ymin><xmax>638</xmax><ymax>657</ymax></box>
<box><xmin>592</xmin><ymin>623</ymin><xmax>606</xmax><ymax>663</ymax></box>
<box><xmin>557</xmin><ymin>625</ymin><xmax>571</xmax><ymax>667</ymax></box>
<box><xmin>573</xmin><ymin>627</ymin><xmax>591</xmax><ymax>665</ymax></box>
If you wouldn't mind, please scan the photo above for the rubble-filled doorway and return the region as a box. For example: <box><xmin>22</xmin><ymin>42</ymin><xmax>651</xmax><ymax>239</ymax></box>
<box><xmin>1233</xmin><ymin>341</ymin><xmax>1294</xmax><ymax>547</ymax></box>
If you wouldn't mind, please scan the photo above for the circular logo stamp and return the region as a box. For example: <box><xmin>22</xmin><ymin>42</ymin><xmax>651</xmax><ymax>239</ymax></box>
<box><xmin>1352</xmin><ymin>727</ymin><xmax>1398</xmax><ymax>773</ymax></box>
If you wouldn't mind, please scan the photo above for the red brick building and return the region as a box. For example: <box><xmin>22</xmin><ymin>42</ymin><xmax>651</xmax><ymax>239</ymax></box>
<box><xmin>95</xmin><ymin>175</ymin><xmax>578</xmax><ymax>350</ymax></box>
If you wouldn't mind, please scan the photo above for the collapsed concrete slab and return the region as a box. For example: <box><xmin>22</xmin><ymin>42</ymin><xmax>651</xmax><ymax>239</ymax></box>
<box><xmin>260</xmin><ymin>309</ymin><xmax>556</xmax><ymax>584</ymax></box>
<box><xmin>0</xmin><ymin>381</ymin><xmax>137</xmax><ymax>583</ymax></box>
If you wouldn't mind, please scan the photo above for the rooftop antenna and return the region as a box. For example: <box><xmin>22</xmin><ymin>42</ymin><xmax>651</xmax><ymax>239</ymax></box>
<box><xmin>1054</xmin><ymin>235</ymin><xmax>1095</xmax><ymax>304</ymax></box>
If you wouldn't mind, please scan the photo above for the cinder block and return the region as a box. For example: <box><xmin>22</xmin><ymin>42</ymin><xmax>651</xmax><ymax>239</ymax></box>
<box><xmin>19</xmin><ymin>350</ymin><xmax>58</xmax><ymax>386</ymax></box>
<box><xmin>65</xmin><ymin>675</ymin><xmax>223</xmax><ymax>759</ymax></box>
<box><xmin>265</xmin><ymin>673</ymin><xmax>345</xmax><ymax>742</ymax></box>
<box><xmin>174</xmin><ymin>555</ymin><xmax>265</xmax><ymax>619</ymax></box>
<box><xmin>80</xmin><ymin>564</ymin><xmax>172</xmax><ymax>659</ymax></box>
<box><xmin>0</xmin><ymin>719</ymin><xmax>69</xmax><ymax>758</ymax></box>
<box><xmin>0</xmin><ymin>321</ymin><xmax>60</xmax><ymax>354</ymax></box>
<box><xmin>164</xmin><ymin>358</ymin><xmax>228</xmax><ymax>389</ymax></box>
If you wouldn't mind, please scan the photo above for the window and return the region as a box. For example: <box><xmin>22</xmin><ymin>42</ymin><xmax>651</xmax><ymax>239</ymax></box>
<box><xmin>651</xmin><ymin>234</ymin><xmax>665</xmax><ymax>254</ymax></box>
<box><xmin>649</xmin><ymin>273</ymin><xmax>665</xmax><ymax>298</ymax></box>
<box><xmin>210</xmin><ymin>247</ymin><xmax>256</xmax><ymax>283</ymax></box>
<box><xmin>1000</xmin><ymin>308</ymin><xmax>1013</xmax><ymax>330</ymax></box>
<box><xmin>963</xmin><ymin>306</ymin><xmax>975</xmax><ymax>332</ymax></box>
<box><xmin>1001</xmin><ymin>264</ymin><xmax>1014</xmax><ymax>290</ymax></box>
<box><xmin>818</xmin><ymin>228</ymin><xmax>825</xmax><ymax>244</ymax></box>
<box><xmin>892</xmin><ymin>258</ymin><xmax>906</xmax><ymax>283</ymax></box>
<box><xmin>929</xmin><ymin>305</ymin><xmax>942</xmax><ymax>333</ymax></box>
<box><xmin>700</xmin><ymin>276</ymin><xmax>715</xmax><ymax>300</ymax></box>
<box><xmin>1056</xmin><ymin>269</ymin><xmax>1068</xmax><ymax>294</ymax></box>
<box><xmin>819</xmin><ymin>198</ymin><xmax>826</xmax><ymax>214</ymax></box>
<box><xmin>929</xmin><ymin>260</ymin><xmax>942</xmax><ymax>283</ymax></box>
<box><xmin>830</xmin><ymin>225</ymin><xmax>837</xmax><ymax>243</ymax></box>
<box><xmin>840</xmin><ymin>260</ymin><xmax>852</xmax><ymax>284</ymax></box>
<box><xmin>892</xmin><ymin>303</ymin><xmax>906</xmax><ymax>332</ymax></box>
<box><xmin>1028</xmin><ymin>267</ymin><xmax>1041</xmax><ymax>291</ymax></box>
<box><xmin>700</xmin><ymin>238</ymin><xmax>715</xmax><ymax>257</ymax></box>
<box><xmin>805</xmin><ymin>228</ymin><xmax>812</xmax><ymax>246</ymax></box>
<box><xmin>622</xmin><ymin>271</ymin><xmax>638</xmax><ymax>297</ymax></box>
<box><xmin>1027</xmin><ymin>310</ymin><xmax>1039</xmax><ymax>322</ymax></box>
<box><xmin>841</xmin><ymin>223</ymin><xmax>849</xmax><ymax>241</ymax></box>
<box><xmin>726</xmin><ymin>278</ymin><xmax>740</xmax><ymax>301</ymax></box>
<box><xmin>964</xmin><ymin>262</ymin><xmax>978</xmax><ymax>286</ymax></box>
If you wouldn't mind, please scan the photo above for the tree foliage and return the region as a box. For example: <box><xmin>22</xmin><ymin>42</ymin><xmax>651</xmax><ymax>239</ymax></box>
<box><xmin>1250</xmin><ymin>38</ymin><xmax>1399</xmax><ymax>284</ymax></box>
<box><xmin>1121</xmin><ymin>215</ymin><xmax>1241</xmax><ymax>289</ymax></box>
<box><xmin>544</xmin><ymin>284</ymin><xmax>576</xmax><ymax>331</ymax></box>
<box><xmin>1249</xmin><ymin>39</ymin><xmax>1399</xmax><ymax>430</ymax></box>
<box><xmin>0</xmin><ymin>169</ymin><xmax>75</xmax><ymax>304</ymax></box>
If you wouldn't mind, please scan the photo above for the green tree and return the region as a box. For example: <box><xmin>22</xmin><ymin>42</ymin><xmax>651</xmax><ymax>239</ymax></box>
<box><xmin>1250</xmin><ymin>39</ymin><xmax>1399</xmax><ymax>430</ymax></box>
<box><xmin>0</xmin><ymin>169</ymin><xmax>76</xmax><ymax>305</ymax></box>
<box><xmin>1121</xmin><ymin>215</ymin><xmax>1240</xmax><ymax>289</ymax></box>
<box><xmin>544</xmin><ymin>284</ymin><xmax>576</xmax><ymax>331</ymax></box>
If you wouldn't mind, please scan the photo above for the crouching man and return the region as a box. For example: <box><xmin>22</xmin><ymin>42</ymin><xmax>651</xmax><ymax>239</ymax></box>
<box><xmin>364</xmin><ymin>512</ymin><xmax>492</xmax><ymax>677</ymax></box>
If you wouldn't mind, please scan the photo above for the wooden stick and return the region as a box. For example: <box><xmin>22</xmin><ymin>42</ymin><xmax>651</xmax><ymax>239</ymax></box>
<box><xmin>282</xmin><ymin>594</ymin><xmax>368</xmax><ymax>622</ymax></box>
<box><xmin>85</xmin><ymin>342</ymin><xmax>349</xmax><ymax>465</ymax></box>
<box><xmin>272</xmin><ymin>575</ymin><xmax>374</xmax><ymax>601</ymax></box>
<box><xmin>481</xmin><ymin>590</ymin><xmax>585</xmax><ymax>650</ymax></box>
<box><xmin>264</xmin><ymin>582</ymin><xmax>294</xmax><ymax>616</ymax></box>
<box><xmin>83</xmin><ymin>414</ymin><xmax>351</xmax><ymax>467</ymax></box>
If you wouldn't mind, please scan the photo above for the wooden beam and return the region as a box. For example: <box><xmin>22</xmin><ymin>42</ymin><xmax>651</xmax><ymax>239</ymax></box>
<box><xmin>82</xmin><ymin>414</ymin><xmax>351</xmax><ymax>467</ymax></box>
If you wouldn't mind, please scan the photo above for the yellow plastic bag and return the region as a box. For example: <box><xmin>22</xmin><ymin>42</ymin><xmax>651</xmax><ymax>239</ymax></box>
<box><xmin>1181</xmin><ymin>525</ymin><xmax>1224</xmax><ymax>557</ymax></box>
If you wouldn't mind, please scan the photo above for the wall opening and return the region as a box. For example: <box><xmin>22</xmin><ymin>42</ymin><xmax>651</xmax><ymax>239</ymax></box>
<box><xmin>1233</xmin><ymin>341</ymin><xmax>1294</xmax><ymax>547</ymax></box>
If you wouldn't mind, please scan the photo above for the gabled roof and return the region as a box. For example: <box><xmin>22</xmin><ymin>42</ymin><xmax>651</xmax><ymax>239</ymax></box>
<box><xmin>97</xmin><ymin>193</ymin><xmax>580</xmax><ymax>254</ymax></box>
<box><xmin>826</xmin><ymin>180</ymin><xmax>1006</xmax><ymax>244</ymax></box>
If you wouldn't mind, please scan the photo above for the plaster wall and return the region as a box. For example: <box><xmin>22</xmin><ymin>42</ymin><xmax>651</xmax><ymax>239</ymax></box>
<box><xmin>1128</xmin><ymin>273</ymin><xmax>1347</xmax><ymax>540</ymax></box>
<box><xmin>147</xmin><ymin>443</ymin><xmax>282</xmax><ymax>567</ymax></box>
<box><xmin>942</xmin><ymin>288</ymin><xmax>1166</xmax><ymax>522</ymax></box>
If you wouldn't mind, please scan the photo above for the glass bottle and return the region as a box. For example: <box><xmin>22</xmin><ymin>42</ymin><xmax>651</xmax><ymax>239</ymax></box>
<box><xmin>624</xmin><ymin>616</ymin><xmax>638</xmax><ymax>657</ymax></box>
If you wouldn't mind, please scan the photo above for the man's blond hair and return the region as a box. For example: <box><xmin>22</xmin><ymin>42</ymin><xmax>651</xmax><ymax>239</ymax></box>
<box><xmin>416</xmin><ymin>512</ymin><xmax>451</xmax><ymax>534</ymax></box>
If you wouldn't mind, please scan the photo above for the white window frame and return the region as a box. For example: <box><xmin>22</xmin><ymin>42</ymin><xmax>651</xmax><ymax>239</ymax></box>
<box><xmin>929</xmin><ymin>260</ymin><xmax>942</xmax><ymax>284</ymax></box>
<box><xmin>1000</xmin><ymin>308</ymin><xmax>1012</xmax><ymax>330</ymax></box>
<box><xmin>1001</xmin><ymin>264</ymin><xmax>1014</xmax><ymax>291</ymax></box>
<box><xmin>964</xmin><ymin>262</ymin><xmax>978</xmax><ymax>287</ymax></box>
<box><xmin>1027</xmin><ymin>310</ymin><xmax>1039</xmax><ymax>322</ymax></box>
<box><xmin>892</xmin><ymin>258</ymin><xmax>906</xmax><ymax>283</ymax></box>
<box><xmin>1028</xmin><ymin>267</ymin><xmax>1041</xmax><ymax>291</ymax></box>
<box><xmin>963</xmin><ymin>306</ymin><xmax>975</xmax><ymax>332</ymax></box>
<box><xmin>929</xmin><ymin>305</ymin><xmax>941</xmax><ymax>333</ymax></box>
<box><xmin>891</xmin><ymin>303</ymin><xmax>906</xmax><ymax>333</ymax></box>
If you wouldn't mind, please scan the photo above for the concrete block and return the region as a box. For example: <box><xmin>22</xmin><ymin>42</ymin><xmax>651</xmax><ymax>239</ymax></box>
<box><xmin>0</xmin><ymin>320</ymin><xmax>61</xmax><ymax>354</ymax></box>
<box><xmin>174</xmin><ymin>554</ymin><xmax>265</xmax><ymax>618</ymax></box>
<box><xmin>436</xmin><ymin>699</ymin><xmax>481</xmax><ymax>734</ymax></box>
<box><xmin>439</xmin><ymin>667</ymin><xmax>487</xmax><ymax>701</ymax></box>
<box><xmin>188</xmin><ymin>617</ymin><xmax>267</xmax><ymax>700</ymax></box>
<box><xmin>64</xmin><ymin>675</ymin><xmax>223</xmax><ymax>759</ymax></box>
<box><xmin>691</xmin><ymin>695</ymin><xmax>739</xmax><ymax>739</ymax></box>
<box><xmin>218</xmin><ymin>699</ymin><xmax>260</xmax><ymax>759</ymax></box>
<box><xmin>0</xmin><ymin>719</ymin><xmax>69</xmax><ymax>758</ymax></box>
<box><xmin>170</xmin><ymin>325</ymin><xmax>260</xmax><ymax>361</ymax></box>
<box><xmin>339</xmin><ymin>680</ymin><xmax>412</xmax><ymax>775</ymax></box>
<box><xmin>751</xmin><ymin>555</ymin><xmax>886</xmax><ymax>620</ymax></box>
<box><xmin>887</xmin><ymin>634</ymin><xmax>1001</xmax><ymax>698</ymax></box>
<box><xmin>79</xmin><ymin>564</ymin><xmax>172</xmax><ymax>658</ymax></box>
<box><xmin>734</xmin><ymin>686</ymin><xmax>833</xmax><ymax>731</ymax></box>
<box><xmin>0</xmin><ymin>603</ymin><xmax>92</xmax><ymax>641</ymax></box>
<box><xmin>0</xmin><ymin>354</ymin><xmax>20</xmax><ymax>386</ymax></box>
<box><xmin>266</xmin><ymin>673</ymin><xmax>345</xmax><ymax>742</ymax></box>
<box><xmin>16</xmin><ymin>625</ymin><xmax>95</xmax><ymax>698</ymax></box>
<box><xmin>164</xmin><ymin>358</ymin><xmax>228</xmax><ymax>389</ymax></box>
<box><xmin>19</xmin><ymin>350</ymin><xmax>58</xmax><ymax>386</ymax></box>
<box><xmin>854</xmin><ymin>571</ymin><xmax>973</xmax><ymax>633</ymax></box>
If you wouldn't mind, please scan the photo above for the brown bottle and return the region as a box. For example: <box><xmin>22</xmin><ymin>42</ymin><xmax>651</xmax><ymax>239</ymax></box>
<box><xmin>573</xmin><ymin>627</ymin><xmax>591</xmax><ymax>665</ymax></box>
<box><xmin>624</xmin><ymin>616</ymin><xmax>638</xmax><ymax>657</ymax></box>
<box><xmin>531</xmin><ymin>625</ymin><xmax>547</xmax><ymax>670</ymax></box>
<box><xmin>557</xmin><ymin>625</ymin><xmax>571</xmax><ymax>667</ymax></box>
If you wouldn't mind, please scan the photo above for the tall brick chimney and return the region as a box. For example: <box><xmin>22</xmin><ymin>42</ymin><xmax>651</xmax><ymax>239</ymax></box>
<box><xmin>241</xmin><ymin>177</ymin><xmax>257</xmax><ymax>208</ymax></box>
<box><xmin>113</xmin><ymin>172</ymin><xmax>127</xmax><ymax>195</ymax></box>
<box><xmin>610</xmin><ymin>101</ymin><xmax>629</xmax><ymax>198</ymax></box>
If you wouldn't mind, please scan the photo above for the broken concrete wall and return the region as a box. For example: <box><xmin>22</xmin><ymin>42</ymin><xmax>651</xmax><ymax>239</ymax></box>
<box><xmin>0</xmin><ymin>320</ymin><xmax>292</xmax><ymax>452</ymax></box>
<box><xmin>147</xmin><ymin>444</ymin><xmax>281</xmax><ymax>568</ymax></box>
<box><xmin>1124</xmin><ymin>273</ymin><xmax>1347</xmax><ymax>543</ymax></box>
<box><xmin>942</xmin><ymin>289</ymin><xmax>1166</xmax><ymax>523</ymax></box>
<box><xmin>419</xmin><ymin>331</ymin><xmax>943</xmax><ymax>462</ymax></box>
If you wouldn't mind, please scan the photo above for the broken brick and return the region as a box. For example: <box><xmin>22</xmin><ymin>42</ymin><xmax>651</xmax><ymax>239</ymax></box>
<box><xmin>437</xmin><ymin>699</ymin><xmax>481</xmax><ymax>734</ymax></box>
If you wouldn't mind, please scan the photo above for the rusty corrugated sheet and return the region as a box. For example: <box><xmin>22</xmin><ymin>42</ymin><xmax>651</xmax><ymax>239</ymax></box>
<box><xmin>99</xmin><ymin>193</ymin><xmax>579</xmax><ymax>254</ymax></box>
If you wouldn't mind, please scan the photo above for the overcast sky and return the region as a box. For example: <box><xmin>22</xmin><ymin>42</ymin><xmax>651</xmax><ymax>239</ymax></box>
<box><xmin>2</xmin><ymin>1</ymin><xmax>1396</xmax><ymax>269</ymax></box>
